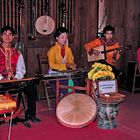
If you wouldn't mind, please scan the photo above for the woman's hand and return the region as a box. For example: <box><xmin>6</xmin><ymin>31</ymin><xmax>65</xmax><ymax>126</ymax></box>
<box><xmin>66</xmin><ymin>63</ymin><xmax>77</xmax><ymax>70</ymax></box>
<box><xmin>66</xmin><ymin>62</ymin><xmax>71</xmax><ymax>69</ymax></box>
<box><xmin>71</xmin><ymin>64</ymin><xmax>77</xmax><ymax>70</ymax></box>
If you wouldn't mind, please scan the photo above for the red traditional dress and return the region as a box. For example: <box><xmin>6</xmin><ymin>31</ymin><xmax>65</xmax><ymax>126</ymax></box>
<box><xmin>0</xmin><ymin>45</ymin><xmax>24</xmax><ymax>80</ymax></box>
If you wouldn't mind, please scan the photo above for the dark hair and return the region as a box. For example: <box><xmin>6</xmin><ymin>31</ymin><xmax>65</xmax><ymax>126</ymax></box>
<box><xmin>1</xmin><ymin>25</ymin><xmax>15</xmax><ymax>35</ymax></box>
<box><xmin>103</xmin><ymin>25</ymin><xmax>115</xmax><ymax>34</ymax></box>
<box><xmin>54</xmin><ymin>27</ymin><xmax>68</xmax><ymax>41</ymax></box>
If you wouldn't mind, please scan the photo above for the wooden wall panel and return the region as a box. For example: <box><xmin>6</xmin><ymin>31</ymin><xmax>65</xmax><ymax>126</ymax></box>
<box><xmin>106</xmin><ymin>0</ymin><xmax>140</xmax><ymax>71</ymax></box>
<box><xmin>26</xmin><ymin>35</ymin><xmax>55</xmax><ymax>76</ymax></box>
<box><xmin>26</xmin><ymin>0</ymin><xmax>97</xmax><ymax>77</ymax></box>
<box><xmin>73</xmin><ymin>0</ymin><xmax>97</xmax><ymax>68</ymax></box>
<box><xmin>27</xmin><ymin>47</ymin><xmax>50</xmax><ymax>77</ymax></box>
<box><xmin>3</xmin><ymin>0</ymin><xmax>140</xmax><ymax>76</ymax></box>
<box><xmin>20</xmin><ymin>0</ymin><xmax>140</xmax><ymax>76</ymax></box>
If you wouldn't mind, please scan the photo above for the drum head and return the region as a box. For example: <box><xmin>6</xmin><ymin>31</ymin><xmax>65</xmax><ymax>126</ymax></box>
<box><xmin>56</xmin><ymin>93</ymin><xmax>97</xmax><ymax>128</ymax></box>
<box><xmin>35</xmin><ymin>15</ymin><xmax>55</xmax><ymax>35</ymax></box>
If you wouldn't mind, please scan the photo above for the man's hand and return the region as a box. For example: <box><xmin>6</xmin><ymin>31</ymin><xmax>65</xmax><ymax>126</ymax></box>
<box><xmin>93</xmin><ymin>49</ymin><xmax>100</xmax><ymax>55</ymax></box>
<box><xmin>13</xmin><ymin>77</ymin><xmax>17</xmax><ymax>80</ymax></box>
<box><xmin>88</xmin><ymin>49</ymin><xmax>93</xmax><ymax>56</ymax></box>
<box><xmin>88</xmin><ymin>48</ymin><xmax>100</xmax><ymax>56</ymax></box>
<box><xmin>1</xmin><ymin>77</ymin><xmax>17</xmax><ymax>81</ymax></box>
<box><xmin>1</xmin><ymin>77</ymin><xmax>7</xmax><ymax>81</ymax></box>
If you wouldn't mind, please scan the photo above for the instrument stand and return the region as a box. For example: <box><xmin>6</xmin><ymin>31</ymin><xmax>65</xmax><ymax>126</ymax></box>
<box><xmin>0</xmin><ymin>85</ymin><xmax>31</xmax><ymax>128</ymax></box>
<box><xmin>11</xmin><ymin>91</ymin><xmax>31</xmax><ymax>128</ymax></box>
<box><xmin>0</xmin><ymin>78</ymin><xmax>40</xmax><ymax>128</ymax></box>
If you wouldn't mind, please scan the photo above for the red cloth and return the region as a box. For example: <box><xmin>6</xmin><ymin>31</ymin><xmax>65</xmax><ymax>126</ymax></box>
<box><xmin>61</xmin><ymin>47</ymin><xmax>65</xmax><ymax>58</ymax></box>
<box><xmin>137</xmin><ymin>48</ymin><xmax>140</xmax><ymax>64</ymax></box>
<box><xmin>0</xmin><ymin>46</ymin><xmax>20</xmax><ymax>78</ymax></box>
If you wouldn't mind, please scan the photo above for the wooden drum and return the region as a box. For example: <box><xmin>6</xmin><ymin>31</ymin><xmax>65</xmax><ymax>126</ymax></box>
<box><xmin>97</xmin><ymin>99</ymin><xmax>119</xmax><ymax>129</ymax></box>
<box><xmin>56</xmin><ymin>93</ymin><xmax>97</xmax><ymax>128</ymax></box>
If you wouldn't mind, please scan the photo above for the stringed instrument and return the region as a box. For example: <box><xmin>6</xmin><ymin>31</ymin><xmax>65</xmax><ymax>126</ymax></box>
<box><xmin>14</xmin><ymin>0</ymin><xmax>24</xmax><ymax>55</ymax></box>
<box><xmin>87</xmin><ymin>45</ymin><xmax>105</xmax><ymax>62</ymax></box>
<box><xmin>35</xmin><ymin>0</ymin><xmax>55</xmax><ymax>35</ymax></box>
<box><xmin>87</xmin><ymin>45</ymin><xmax>131</xmax><ymax>62</ymax></box>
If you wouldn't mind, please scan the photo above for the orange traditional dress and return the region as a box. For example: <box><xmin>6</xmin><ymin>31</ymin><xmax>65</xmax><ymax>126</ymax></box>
<box><xmin>84</xmin><ymin>37</ymin><xmax>121</xmax><ymax>66</ymax></box>
<box><xmin>47</xmin><ymin>42</ymin><xmax>75</xmax><ymax>72</ymax></box>
<box><xmin>47</xmin><ymin>42</ymin><xmax>77</xmax><ymax>95</ymax></box>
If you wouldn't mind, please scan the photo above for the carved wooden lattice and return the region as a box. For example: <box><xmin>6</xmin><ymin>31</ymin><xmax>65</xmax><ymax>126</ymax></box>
<box><xmin>28</xmin><ymin>0</ymin><xmax>50</xmax><ymax>36</ymax></box>
<box><xmin>0</xmin><ymin>0</ymin><xmax>24</xmax><ymax>35</ymax></box>
<box><xmin>56</xmin><ymin>0</ymin><xmax>74</xmax><ymax>34</ymax></box>
<box><xmin>0</xmin><ymin>0</ymin><xmax>74</xmax><ymax>37</ymax></box>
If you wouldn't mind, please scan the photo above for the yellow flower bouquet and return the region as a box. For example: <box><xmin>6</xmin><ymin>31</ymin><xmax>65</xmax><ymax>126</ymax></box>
<box><xmin>88</xmin><ymin>62</ymin><xmax>115</xmax><ymax>81</ymax></box>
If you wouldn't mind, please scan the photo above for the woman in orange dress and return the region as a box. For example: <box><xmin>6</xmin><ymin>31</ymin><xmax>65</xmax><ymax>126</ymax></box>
<box><xmin>47</xmin><ymin>27</ymin><xmax>78</xmax><ymax>96</ymax></box>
